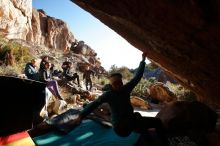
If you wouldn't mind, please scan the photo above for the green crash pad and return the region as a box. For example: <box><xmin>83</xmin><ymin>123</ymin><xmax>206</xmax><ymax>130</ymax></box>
<box><xmin>33</xmin><ymin>120</ymin><xmax>140</xmax><ymax>146</ymax></box>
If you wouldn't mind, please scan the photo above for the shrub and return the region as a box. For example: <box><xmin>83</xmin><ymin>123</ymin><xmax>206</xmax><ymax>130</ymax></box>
<box><xmin>0</xmin><ymin>65</ymin><xmax>22</xmax><ymax>76</ymax></box>
<box><xmin>7</xmin><ymin>42</ymin><xmax>32</xmax><ymax>64</ymax></box>
<box><xmin>131</xmin><ymin>79</ymin><xmax>154</xmax><ymax>97</ymax></box>
<box><xmin>0</xmin><ymin>38</ymin><xmax>32</xmax><ymax>75</ymax></box>
<box><xmin>0</xmin><ymin>45</ymin><xmax>10</xmax><ymax>60</ymax></box>
<box><xmin>166</xmin><ymin>81</ymin><xmax>197</xmax><ymax>101</ymax></box>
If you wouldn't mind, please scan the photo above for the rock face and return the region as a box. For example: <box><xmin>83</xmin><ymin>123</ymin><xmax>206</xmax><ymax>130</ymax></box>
<box><xmin>0</xmin><ymin>0</ymin><xmax>103</xmax><ymax>71</ymax></box>
<box><xmin>0</xmin><ymin>0</ymin><xmax>32</xmax><ymax>40</ymax></box>
<box><xmin>72</xmin><ymin>0</ymin><xmax>220</xmax><ymax>105</ymax></box>
<box><xmin>31</xmin><ymin>9</ymin><xmax>75</xmax><ymax>50</ymax></box>
<box><xmin>70</xmin><ymin>40</ymin><xmax>104</xmax><ymax>74</ymax></box>
<box><xmin>0</xmin><ymin>0</ymin><xmax>75</xmax><ymax>50</ymax></box>
<box><xmin>71</xmin><ymin>41</ymin><xmax>97</xmax><ymax>56</ymax></box>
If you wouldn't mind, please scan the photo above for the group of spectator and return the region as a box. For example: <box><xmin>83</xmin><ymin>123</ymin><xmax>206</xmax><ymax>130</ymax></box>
<box><xmin>24</xmin><ymin>56</ymin><xmax>63</xmax><ymax>100</ymax></box>
<box><xmin>24</xmin><ymin>55</ymin><xmax>95</xmax><ymax>100</ymax></box>
<box><xmin>61</xmin><ymin>60</ymin><xmax>95</xmax><ymax>91</ymax></box>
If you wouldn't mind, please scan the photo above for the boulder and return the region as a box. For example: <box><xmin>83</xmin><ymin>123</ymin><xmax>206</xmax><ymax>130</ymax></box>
<box><xmin>130</xmin><ymin>96</ymin><xmax>152</xmax><ymax>110</ymax></box>
<box><xmin>156</xmin><ymin>101</ymin><xmax>217</xmax><ymax>133</ymax></box>
<box><xmin>149</xmin><ymin>82</ymin><xmax>177</xmax><ymax>103</ymax></box>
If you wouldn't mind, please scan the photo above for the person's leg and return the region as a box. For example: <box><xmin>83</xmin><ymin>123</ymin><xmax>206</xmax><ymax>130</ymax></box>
<box><xmin>133</xmin><ymin>113</ymin><xmax>168</xmax><ymax>145</ymax></box>
<box><xmin>46</xmin><ymin>81</ymin><xmax>56</xmax><ymax>97</ymax></box>
<box><xmin>88</xmin><ymin>78</ymin><xmax>92</xmax><ymax>91</ymax></box>
<box><xmin>73</xmin><ymin>73</ymin><xmax>80</xmax><ymax>86</ymax></box>
<box><xmin>85</xmin><ymin>79</ymin><xmax>89</xmax><ymax>90</ymax></box>
<box><xmin>133</xmin><ymin>114</ymin><xmax>164</xmax><ymax>133</ymax></box>
<box><xmin>65</xmin><ymin>75</ymin><xmax>72</xmax><ymax>81</ymax></box>
<box><xmin>113</xmin><ymin>118</ymin><xmax>134</xmax><ymax>137</ymax></box>
<box><xmin>46</xmin><ymin>80</ymin><xmax>63</xmax><ymax>100</ymax></box>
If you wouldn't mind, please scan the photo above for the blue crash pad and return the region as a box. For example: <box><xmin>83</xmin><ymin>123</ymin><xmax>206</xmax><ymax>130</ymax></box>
<box><xmin>33</xmin><ymin>120</ymin><xmax>140</xmax><ymax>146</ymax></box>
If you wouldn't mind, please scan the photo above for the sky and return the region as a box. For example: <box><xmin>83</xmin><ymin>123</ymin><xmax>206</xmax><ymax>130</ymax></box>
<box><xmin>32</xmin><ymin>0</ymin><xmax>149</xmax><ymax>70</ymax></box>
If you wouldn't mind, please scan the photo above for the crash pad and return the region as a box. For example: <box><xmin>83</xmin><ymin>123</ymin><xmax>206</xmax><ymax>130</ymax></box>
<box><xmin>33</xmin><ymin>120</ymin><xmax>140</xmax><ymax>146</ymax></box>
<box><xmin>0</xmin><ymin>131</ymin><xmax>35</xmax><ymax>146</ymax></box>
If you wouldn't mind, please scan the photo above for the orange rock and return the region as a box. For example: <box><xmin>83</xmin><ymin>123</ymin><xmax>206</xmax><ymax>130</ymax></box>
<box><xmin>149</xmin><ymin>82</ymin><xmax>176</xmax><ymax>103</ymax></box>
<box><xmin>130</xmin><ymin>96</ymin><xmax>152</xmax><ymax>110</ymax></box>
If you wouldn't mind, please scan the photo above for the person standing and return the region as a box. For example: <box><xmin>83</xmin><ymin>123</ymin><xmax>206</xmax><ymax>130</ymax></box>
<box><xmin>83</xmin><ymin>66</ymin><xmax>95</xmax><ymax>91</ymax></box>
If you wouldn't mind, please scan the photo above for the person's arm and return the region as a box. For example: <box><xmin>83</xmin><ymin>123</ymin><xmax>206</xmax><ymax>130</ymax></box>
<box><xmin>91</xmin><ymin>70</ymin><xmax>95</xmax><ymax>77</ymax></box>
<box><xmin>25</xmin><ymin>64</ymin><xmax>38</xmax><ymax>78</ymax></box>
<box><xmin>124</xmin><ymin>52</ymin><xmax>147</xmax><ymax>91</ymax></box>
<box><xmin>41</xmin><ymin>70</ymin><xmax>51</xmax><ymax>82</ymax></box>
<box><xmin>65</xmin><ymin>68</ymin><xmax>73</xmax><ymax>77</ymax></box>
<box><xmin>25</xmin><ymin>65</ymin><xmax>33</xmax><ymax>75</ymax></box>
<box><xmin>78</xmin><ymin>92</ymin><xmax>108</xmax><ymax>120</ymax></box>
<box><xmin>42</xmin><ymin>71</ymin><xmax>48</xmax><ymax>82</ymax></box>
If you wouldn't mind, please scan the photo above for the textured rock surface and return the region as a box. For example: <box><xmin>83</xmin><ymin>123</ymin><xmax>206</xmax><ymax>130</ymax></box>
<box><xmin>149</xmin><ymin>82</ymin><xmax>177</xmax><ymax>103</ymax></box>
<box><xmin>72</xmin><ymin>0</ymin><xmax>220</xmax><ymax>105</ymax></box>
<box><xmin>31</xmin><ymin>9</ymin><xmax>75</xmax><ymax>50</ymax></box>
<box><xmin>0</xmin><ymin>0</ymin><xmax>75</xmax><ymax>50</ymax></box>
<box><xmin>156</xmin><ymin>101</ymin><xmax>217</xmax><ymax>132</ymax></box>
<box><xmin>0</xmin><ymin>0</ymin><xmax>32</xmax><ymax>40</ymax></box>
<box><xmin>70</xmin><ymin>40</ymin><xmax>102</xmax><ymax>72</ymax></box>
<box><xmin>0</xmin><ymin>0</ymin><xmax>102</xmax><ymax>71</ymax></box>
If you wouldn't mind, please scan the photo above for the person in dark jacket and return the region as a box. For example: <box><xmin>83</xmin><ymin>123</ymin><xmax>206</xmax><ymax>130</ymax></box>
<box><xmin>50</xmin><ymin>63</ymin><xmax>62</xmax><ymax>79</ymax></box>
<box><xmin>62</xmin><ymin>61</ymin><xmax>80</xmax><ymax>87</ymax></box>
<box><xmin>75</xmin><ymin>52</ymin><xmax>167</xmax><ymax>144</ymax></box>
<box><xmin>83</xmin><ymin>66</ymin><xmax>95</xmax><ymax>91</ymax></box>
<box><xmin>39</xmin><ymin>62</ymin><xmax>63</xmax><ymax>100</ymax></box>
<box><xmin>39</xmin><ymin>55</ymin><xmax>49</xmax><ymax>72</ymax></box>
<box><xmin>24</xmin><ymin>59</ymin><xmax>39</xmax><ymax>81</ymax></box>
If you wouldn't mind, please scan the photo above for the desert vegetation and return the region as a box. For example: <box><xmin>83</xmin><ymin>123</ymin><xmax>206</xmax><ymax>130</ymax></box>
<box><xmin>108</xmin><ymin>64</ymin><xmax>197</xmax><ymax>102</ymax></box>
<box><xmin>0</xmin><ymin>36</ymin><xmax>32</xmax><ymax>76</ymax></box>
